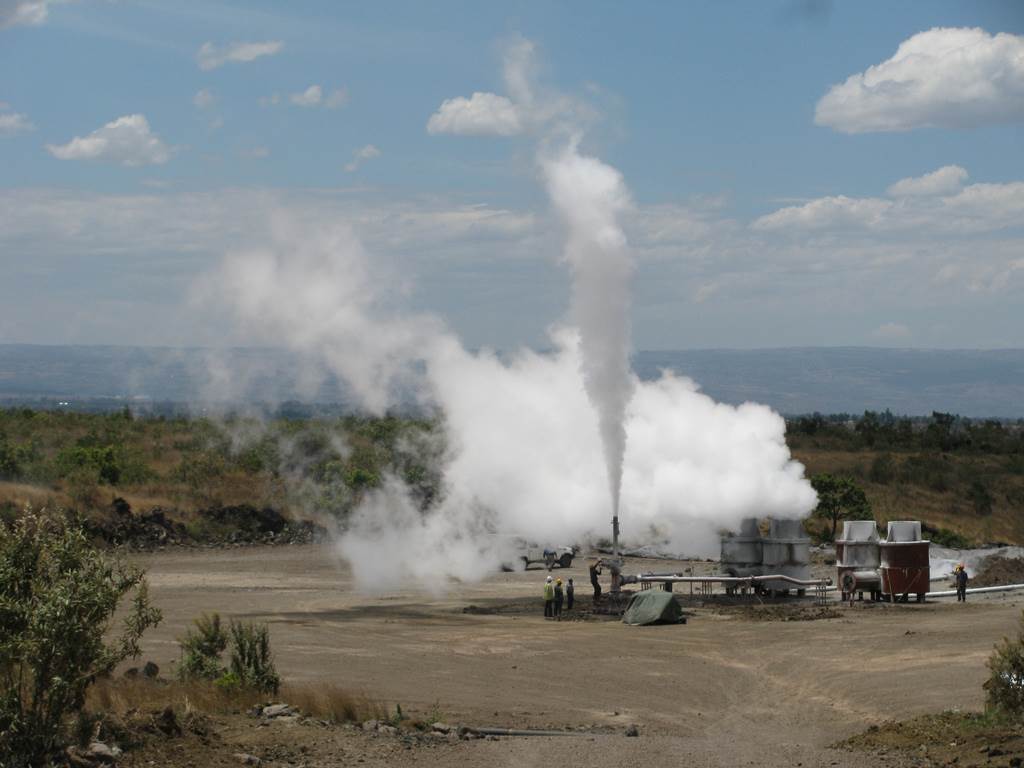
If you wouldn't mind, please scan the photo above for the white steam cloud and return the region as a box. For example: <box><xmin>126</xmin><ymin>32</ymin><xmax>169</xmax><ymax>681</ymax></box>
<box><xmin>204</xmin><ymin>217</ymin><xmax>815</xmax><ymax>591</ymax></box>
<box><xmin>202</xmin><ymin>39</ymin><xmax>816</xmax><ymax>591</ymax></box>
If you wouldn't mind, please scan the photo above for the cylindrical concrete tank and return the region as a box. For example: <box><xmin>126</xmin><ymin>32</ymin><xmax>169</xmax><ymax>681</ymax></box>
<box><xmin>720</xmin><ymin>516</ymin><xmax>762</xmax><ymax>578</ymax></box>
<box><xmin>879</xmin><ymin>521</ymin><xmax>930</xmax><ymax>601</ymax></box>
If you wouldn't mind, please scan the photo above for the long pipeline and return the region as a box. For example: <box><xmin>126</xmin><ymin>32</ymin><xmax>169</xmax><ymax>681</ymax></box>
<box><xmin>632</xmin><ymin>574</ymin><xmax>829</xmax><ymax>588</ymax></box>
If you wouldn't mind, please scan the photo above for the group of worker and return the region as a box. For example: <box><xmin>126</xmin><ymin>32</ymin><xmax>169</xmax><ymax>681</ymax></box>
<box><xmin>541</xmin><ymin>558</ymin><xmax>606</xmax><ymax>618</ymax></box>
<box><xmin>542</xmin><ymin>575</ymin><xmax>574</xmax><ymax>619</ymax></box>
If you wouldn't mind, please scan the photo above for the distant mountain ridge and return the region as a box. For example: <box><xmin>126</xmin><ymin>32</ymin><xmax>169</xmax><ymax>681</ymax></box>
<box><xmin>0</xmin><ymin>344</ymin><xmax>1022</xmax><ymax>418</ymax></box>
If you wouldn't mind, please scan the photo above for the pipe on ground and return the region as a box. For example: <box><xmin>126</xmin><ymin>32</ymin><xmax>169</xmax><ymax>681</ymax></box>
<box><xmin>927</xmin><ymin>582</ymin><xmax>1024</xmax><ymax>598</ymax></box>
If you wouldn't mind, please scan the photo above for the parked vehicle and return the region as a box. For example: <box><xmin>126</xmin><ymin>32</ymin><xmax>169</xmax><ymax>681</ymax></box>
<box><xmin>497</xmin><ymin>537</ymin><xmax>577</xmax><ymax>571</ymax></box>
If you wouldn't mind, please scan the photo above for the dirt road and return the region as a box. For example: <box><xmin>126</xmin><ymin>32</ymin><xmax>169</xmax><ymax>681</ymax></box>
<box><xmin>129</xmin><ymin>545</ymin><xmax>1022</xmax><ymax>767</ymax></box>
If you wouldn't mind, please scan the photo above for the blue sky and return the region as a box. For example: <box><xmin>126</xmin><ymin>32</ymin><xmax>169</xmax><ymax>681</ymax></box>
<box><xmin>1</xmin><ymin>0</ymin><xmax>1023</xmax><ymax>350</ymax></box>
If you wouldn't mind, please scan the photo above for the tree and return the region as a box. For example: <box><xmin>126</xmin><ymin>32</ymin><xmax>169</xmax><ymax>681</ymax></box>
<box><xmin>0</xmin><ymin>510</ymin><xmax>161</xmax><ymax>767</ymax></box>
<box><xmin>810</xmin><ymin>473</ymin><xmax>873</xmax><ymax>541</ymax></box>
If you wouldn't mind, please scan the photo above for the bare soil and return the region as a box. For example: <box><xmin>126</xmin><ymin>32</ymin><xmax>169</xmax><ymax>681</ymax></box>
<box><xmin>974</xmin><ymin>556</ymin><xmax>1024</xmax><ymax>588</ymax></box>
<box><xmin>120</xmin><ymin>544</ymin><xmax>1024</xmax><ymax>767</ymax></box>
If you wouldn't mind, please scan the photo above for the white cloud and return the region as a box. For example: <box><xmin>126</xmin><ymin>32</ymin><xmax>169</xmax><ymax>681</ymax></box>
<box><xmin>264</xmin><ymin>85</ymin><xmax>347</xmax><ymax>109</ymax></box>
<box><xmin>0</xmin><ymin>111</ymin><xmax>33</xmax><ymax>135</ymax></box>
<box><xmin>887</xmin><ymin>165</ymin><xmax>968</xmax><ymax>197</ymax></box>
<box><xmin>324</xmin><ymin>87</ymin><xmax>348</xmax><ymax>109</ymax></box>
<box><xmin>872</xmin><ymin>322</ymin><xmax>911</xmax><ymax>341</ymax></box>
<box><xmin>815</xmin><ymin>27</ymin><xmax>1024</xmax><ymax>133</ymax></box>
<box><xmin>0</xmin><ymin>0</ymin><xmax>49</xmax><ymax>29</ymax></box>
<box><xmin>427</xmin><ymin>92</ymin><xmax>522</xmax><ymax>136</ymax></box>
<box><xmin>45</xmin><ymin>114</ymin><xmax>171</xmax><ymax>166</ymax></box>
<box><xmin>193</xmin><ymin>88</ymin><xmax>214</xmax><ymax>109</ymax></box>
<box><xmin>289</xmin><ymin>84</ymin><xmax>322</xmax><ymax>107</ymax></box>
<box><xmin>197</xmin><ymin>40</ymin><xmax>283</xmax><ymax>71</ymax></box>
<box><xmin>2</xmin><ymin>183</ymin><xmax>1023</xmax><ymax>348</ymax></box>
<box><xmin>344</xmin><ymin>144</ymin><xmax>380</xmax><ymax>172</ymax></box>
<box><xmin>426</xmin><ymin>36</ymin><xmax>593</xmax><ymax>137</ymax></box>
<box><xmin>753</xmin><ymin>195</ymin><xmax>892</xmax><ymax>231</ymax></box>
<box><xmin>754</xmin><ymin>168</ymin><xmax>1024</xmax><ymax>235</ymax></box>
<box><xmin>241</xmin><ymin>146</ymin><xmax>270</xmax><ymax>159</ymax></box>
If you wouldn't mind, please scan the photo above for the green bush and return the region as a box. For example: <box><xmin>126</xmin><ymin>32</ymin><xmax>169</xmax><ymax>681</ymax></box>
<box><xmin>177</xmin><ymin>614</ymin><xmax>279</xmax><ymax>695</ymax></box>
<box><xmin>229</xmin><ymin>621</ymin><xmax>280</xmax><ymax>695</ymax></box>
<box><xmin>985</xmin><ymin>611</ymin><xmax>1024</xmax><ymax>714</ymax></box>
<box><xmin>177</xmin><ymin>613</ymin><xmax>228</xmax><ymax>681</ymax></box>
<box><xmin>0</xmin><ymin>510</ymin><xmax>161</xmax><ymax>767</ymax></box>
<box><xmin>55</xmin><ymin>443</ymin><xmax>154</xmax><ymax>487</ymax></box>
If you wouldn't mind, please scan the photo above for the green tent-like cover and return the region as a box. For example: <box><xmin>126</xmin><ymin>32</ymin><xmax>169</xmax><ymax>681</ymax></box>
<box><xmin>621</xmin><ymin>590</ymin><xmax>685</xmax><ymax>626</ymax></box>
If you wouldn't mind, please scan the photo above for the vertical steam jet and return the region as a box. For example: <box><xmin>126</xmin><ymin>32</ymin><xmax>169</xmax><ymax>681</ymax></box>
<box><xmin>543</xmin><ymin>139</ymin><xmax>635</xmax><ymax>549</ymax></box>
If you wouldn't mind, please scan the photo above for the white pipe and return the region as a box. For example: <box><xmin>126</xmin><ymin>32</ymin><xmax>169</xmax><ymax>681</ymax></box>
<box><xmin>635</xmin><ymin>574</ymin><xmax>829</xmax><ymax>588</ymax></box>
<box><xmin>926</xmin><ymin>582</ymin><xmax>1024</xmax><ymax>598</ymax></box>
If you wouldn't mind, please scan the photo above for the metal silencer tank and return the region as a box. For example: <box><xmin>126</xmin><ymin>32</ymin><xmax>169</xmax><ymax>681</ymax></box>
<box><xmin>879</xmin><ymin>520</ymin><xmax>930</xmax><ymax>602</ymax></box>
<box><xmin>720</xmin><ymin>517</ymin><xmax>763</xmax><ymax>578</ymax></box>
<box><xmin>835</xmin><ymin>520</ymin><xmax>881</xmax><ymax>600</ymax></box>
<box><xmin>761</xmin><ymin>518</ymin><xmax>811</xmax><ymax>595</ymax></box>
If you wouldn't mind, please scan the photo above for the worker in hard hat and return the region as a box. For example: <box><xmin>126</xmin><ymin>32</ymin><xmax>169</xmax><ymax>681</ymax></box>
<box><xmin>955</xmin><ymin>563</ymin><xmax>969</xmax><ymax>602</ymax></box>
<box><xmin>553</xmin><ymin>578</ymin><xmax>564</xmax><ymax>620</ymax></box>
<box><xmin>543</xmin><ymin>575</ymin><xmax>555</xmax><ymax>618</ymax></box>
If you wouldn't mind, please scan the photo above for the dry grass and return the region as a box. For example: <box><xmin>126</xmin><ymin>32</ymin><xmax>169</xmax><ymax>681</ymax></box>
<box><xmin>279</xmin><ymin>682</ymin><xmax>386</xmax><ymax>724</ymax></box>
<box><xmin>85</xmin><ymin>677</ymin><xmax>384</xmax><ymax>725</ymax></box>
<box><xmin>793</xmin><ymin>447</ymin><xmax>1024</xmax><ymax>545</ymax></box>
<box><xmin>0</xmin><ymin>481</ymin><xmax>66</xmax><ymax>510</ymax></box>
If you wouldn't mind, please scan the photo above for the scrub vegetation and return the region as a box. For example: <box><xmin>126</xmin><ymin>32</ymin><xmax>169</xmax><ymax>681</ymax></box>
<box><xmin>0</xmin><ymin>406</ymin><xmax>1022</xmax><ymax>547</ymax></box>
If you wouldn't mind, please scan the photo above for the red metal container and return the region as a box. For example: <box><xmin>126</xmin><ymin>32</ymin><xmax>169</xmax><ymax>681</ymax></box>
<box><xmin>879</xmin><ymin>541</ymin><xmax>930</xmax><ymax>601</ymax></box>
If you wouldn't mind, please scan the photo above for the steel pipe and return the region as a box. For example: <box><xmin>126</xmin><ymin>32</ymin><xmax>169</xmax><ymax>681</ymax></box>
<box><xmin>472</xmin><ymin>727</ymin><xmax>584</xmax><ymax>737</ymax></box>
<box><xmin>926</xmin><ymin>582</ymin><xmax>1024</xmax><ymax>598</ymax></box>
<box><xmin>635</xmin><ymin>573</ymin><xmax>829</xmax><ymax>588</ymax></box>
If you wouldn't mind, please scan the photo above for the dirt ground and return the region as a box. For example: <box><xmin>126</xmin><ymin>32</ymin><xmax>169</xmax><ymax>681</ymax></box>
<box><xmin>123</xmin><ymin>545</ymin><xmax>1024</xmax><ymax>767</ymax></box>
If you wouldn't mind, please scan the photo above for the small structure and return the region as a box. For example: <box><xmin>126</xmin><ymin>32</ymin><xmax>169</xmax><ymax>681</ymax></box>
<box><xmin>718</xmin><ymin>517</ymin><xmax>812</xmax><ymax>597</ymax></box>
<box><xmin>760</xmin><ymin>519</ymin><xmax>811</xmax><ymax>596</ymax></box>
<box><xmin>835</xmin><ymin>520</ymin><xmax>882</xmax><ymax>601</ymax></box>
<box><xmin>879</xmin><ymin>521</ymin><xmax>930</xmax><ymax>602</ymax></box>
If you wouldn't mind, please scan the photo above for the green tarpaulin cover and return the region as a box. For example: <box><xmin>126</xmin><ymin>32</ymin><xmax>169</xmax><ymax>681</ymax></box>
<box><xmin>621</xmin><ymin>590</ymin><xmax>685</xmax><ymax>626</ymax></box>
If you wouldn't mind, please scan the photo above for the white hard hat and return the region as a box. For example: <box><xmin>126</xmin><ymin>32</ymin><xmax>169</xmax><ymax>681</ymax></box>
<box><xmin>546</xmin><ymin>576</ymin><xmax>552</xmax><ymax>582</ymax></box>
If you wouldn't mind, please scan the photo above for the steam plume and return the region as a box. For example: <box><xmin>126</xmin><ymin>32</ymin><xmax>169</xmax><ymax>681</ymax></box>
<box><xmin>543</xmin><ymin>140</ymin><xmax>634</xmax><ymax>520</ymax></box>
<box><xmin>199</xmin><ymin>40</ymin><xmax>818</xmax><ymax>590</ymax></box>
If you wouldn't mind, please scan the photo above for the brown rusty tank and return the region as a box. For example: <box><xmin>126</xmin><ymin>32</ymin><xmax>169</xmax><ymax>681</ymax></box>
<box><xmin>879</xmin><ymin>521</ymin><xmax>930</xmax><ymax>602</ymax></box>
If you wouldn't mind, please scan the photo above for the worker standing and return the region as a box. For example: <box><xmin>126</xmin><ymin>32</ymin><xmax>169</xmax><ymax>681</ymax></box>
<box><xmin>589</xmin><ymin>559</ymin><xmax>602</xmax><ymax>602</ymax></box>
<box><xmin>543</xmin><ymin>575</ymin><xmax>555</xmax><ymax>618</ymax></box>
<box><xmin>554</xmin><ymin>578</ymin><xmax>564</xmax><ymax>620</ymax></box>
<box><xmin>566</xmin><ymin>578</ymin><xmax>575</xmax><ymax>611</ymax></box>
<box><xmin>955</xmin><ymin>564</ymin><xmax>969</xmax><ymax>602</ymax></box>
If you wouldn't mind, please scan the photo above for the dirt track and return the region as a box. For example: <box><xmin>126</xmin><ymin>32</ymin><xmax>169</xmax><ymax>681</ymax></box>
<box><xmin>129</xmin><ymin>545</ymin><xmax>1023</xmax><ymax>767</ymax></box>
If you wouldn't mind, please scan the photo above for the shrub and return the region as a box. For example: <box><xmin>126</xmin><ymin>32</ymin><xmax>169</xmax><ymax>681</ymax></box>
<box><xmin>810</xmin><ymin>473</ymin><xmax>873</xmax><ymax>542</ymax></box>
<box><xmin>868</xmin><ymin>453</ymin><xmax>897</xmax><ymax>485</ymax></box>
<box><xmin>0</xmin><ymin>510</ymin><xmax>161</xmax><ymax>767</ymax></box>
<box><xmin>177</xmin><ymin>613</ymin><xmax>228</xmax><ymax>681</ymax></box>
<box><xmin>985</xmin><ymin>611</ymin><xmax>1024</xmax><ymax>714</ymax></box>
<box><xmin>968</xmin><ymin>479</ymin><xmax>995</xmax><ymax>516</ymax></box>
<box><xmin>229</xmin><ymin>621</ymin><xmax>280</xmax><ymax>695</ymax></box>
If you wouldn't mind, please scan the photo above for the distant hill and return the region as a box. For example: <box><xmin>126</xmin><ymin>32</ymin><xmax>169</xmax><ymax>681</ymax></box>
<box><xmin>0</xmin><ymin>344</ymin><xmax>1022</xmax><ymax>418</ymax></box>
